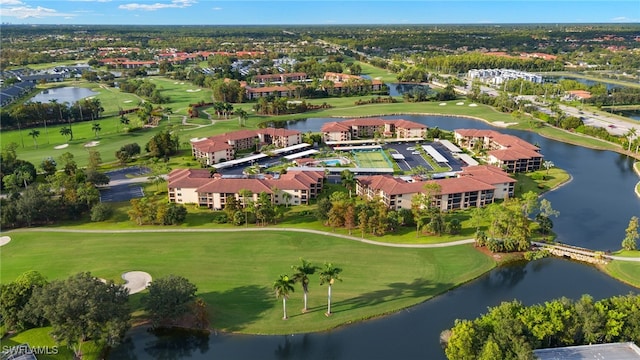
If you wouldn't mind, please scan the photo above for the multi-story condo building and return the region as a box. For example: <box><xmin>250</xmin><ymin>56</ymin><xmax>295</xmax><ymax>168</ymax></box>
<box><xmin>454</xmin><ymin>129</ymin><xmax>543</xmax><ymax>173</ymax></box>
<box><xmin>191</xmin><ymin>128</ymin><xmax>302</xmax><ymax>165</ymax></box>
<box><xmin>356</xmin><ymin>165</ymin><xmax>517</xmax><ymax>211</ymax></box>
<box><xmin>168</xmin><ymin>169</ymin><xmax>324</xmax><ymax>209</ymax></box>
<box><xmin>321</xmin><ymin>118</ymin><xmax>427</xmax><ymax>142</ymax></box>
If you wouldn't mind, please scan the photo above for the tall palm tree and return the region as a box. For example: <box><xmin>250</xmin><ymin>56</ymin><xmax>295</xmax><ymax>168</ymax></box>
<box><xmin>92</xmin><ymin>123</ymin><xmax>102</xmax><ymax>139</ymax></box>
<box><xmin>542</xmin><ymin>160</ymin><xmax>554</xmax><ymax>175</ymax></box>
<box><xmin>59</xmin><ymin>127</ymin><xmax>72</xmax><ymax>141</ymax></box>
<box><xmin>28</xmin><ymin>129</ymin><xmax>40</xmax><ymax>148</ymax></box>
<box><xmin>273</xmin><ymin>274</ymin><xmax>295</xmax><ymax>320</ymax></box>
<box><xmin>625</xmin><ymin>128</ymin><xmax>637</xmax><ymax>152</ymax></box>
<box><xmin>291</xmin><ymin>259</ymin><xmax>318</xmax><ymax>313</ymax></box>
<box><xmin>235</xmin><ymin>108</ymin><xmax>248</xmax><ymax>127</ymax></box>
<box><xmin>340</xmin><ymin>169</ymin><xmax>355</xmax><ymax>198</ymax></box>
<box><xmin>239</xmin><ymin>189</ymin><xmax>253</xmax><ymax>227</ymax></box>
<box><xmin>319</xmin><ymin>262</ymin><xmax>343</xmax><ymax>316</ymax></box>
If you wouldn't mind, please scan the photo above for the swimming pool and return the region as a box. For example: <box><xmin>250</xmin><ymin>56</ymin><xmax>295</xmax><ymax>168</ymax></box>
<box><xmin>323</xmin><ymin>159</ymin><xmax>341</xmax><ymax>166</ymax></box>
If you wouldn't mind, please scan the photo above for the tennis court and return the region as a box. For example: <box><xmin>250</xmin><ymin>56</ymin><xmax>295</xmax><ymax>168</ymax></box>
<box><xmin>352</xmin><ymin>149</ymin><xmax>394</xmax><ymax>168</ymax></box>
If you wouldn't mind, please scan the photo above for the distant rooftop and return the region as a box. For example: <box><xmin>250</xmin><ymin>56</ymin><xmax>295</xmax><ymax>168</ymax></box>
<box><xmin>533</xmin><ymin>342</ymin><xmax>640</xmax><ymax>360</ymax></box>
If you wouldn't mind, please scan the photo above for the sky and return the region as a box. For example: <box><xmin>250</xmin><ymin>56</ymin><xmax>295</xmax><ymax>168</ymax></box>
<box><xmin>0</xmin><ymin>0</ymin><xmax>638</xmax><ymax>25</ymax></box>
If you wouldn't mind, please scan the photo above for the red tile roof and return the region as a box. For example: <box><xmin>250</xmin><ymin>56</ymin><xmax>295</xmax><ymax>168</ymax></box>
<box><xmin>459</xmin><ymin>165</ymin><xmax>517</xmax><ymax>185</ymax></box>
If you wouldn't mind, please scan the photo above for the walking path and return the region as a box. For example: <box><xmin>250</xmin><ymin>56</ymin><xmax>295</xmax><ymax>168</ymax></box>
<box><xmin>8</xmin><ymin>227</ymin><xmax>640</xmax><ymax>261</ymax></box>
<box><xmin>13</xmin><ymin>227</ymin><xmax>475</xmax><ymax>248</ymax></box>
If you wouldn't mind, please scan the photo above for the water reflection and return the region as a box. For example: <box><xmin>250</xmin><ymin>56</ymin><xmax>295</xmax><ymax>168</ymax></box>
<box><xmin>28</xmin><ymin>87</ymin><xmax>98</xmax><ymax>104</ymax></box>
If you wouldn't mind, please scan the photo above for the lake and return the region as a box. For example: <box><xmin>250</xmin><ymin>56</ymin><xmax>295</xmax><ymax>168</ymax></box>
<box><xmin>111</xmin><ymin>114</ymin><xmax>640</xmax><ymax>359</ymax></box>
<box><xmin>28</xmin><ymin>86</ymin><xmax>98</xmax><ymax>104</ymax></box>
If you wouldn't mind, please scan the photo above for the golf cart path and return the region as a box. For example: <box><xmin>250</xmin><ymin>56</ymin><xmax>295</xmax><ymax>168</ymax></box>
<box><xmin>7</xmin><ymin>228</ymin><xmax>640</xmax><ymax>261</ymax></box>
<box><xmin>12</xmin><ymin>227</ymin><xmax>474</xmax><ymax>248</ymax></box>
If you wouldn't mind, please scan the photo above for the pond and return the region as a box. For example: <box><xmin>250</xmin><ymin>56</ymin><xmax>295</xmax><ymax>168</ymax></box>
<box><xmin>110</xmin><ymin>259</ymin><xmax>637</xmax><ymax>360</ymax></box>
<box><xmin>111</xmin><ymin>114</ymin><xmax>640</xmax><ymax>359</ymax></box>
<box><xmin>28</xmin><ymin>86</ymin><xmax>98</xmax><ymax>104</ymax></box>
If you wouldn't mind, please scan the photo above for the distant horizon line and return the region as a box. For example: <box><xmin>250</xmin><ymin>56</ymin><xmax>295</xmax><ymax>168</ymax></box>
<box><xmin>1</xmin><ymin>22</ymin><xmax>639</xmax><ymax>27</ymax></box>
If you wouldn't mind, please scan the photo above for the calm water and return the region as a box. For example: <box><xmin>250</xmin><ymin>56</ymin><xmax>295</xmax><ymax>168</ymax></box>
<box><xmin>111</xmin><ymin>114</ymin><xmax>640</xmax><ymax>359</ymax></box>
<box><xmin>28</xmin><ymin>87</ymin><xmax>97</xmax><ymax>104</ymax></box>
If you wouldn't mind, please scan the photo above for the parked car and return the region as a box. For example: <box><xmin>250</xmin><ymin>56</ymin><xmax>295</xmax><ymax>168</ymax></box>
<box><xmin>406</xmin><ymin>147</ymin><xmax>415</xmax><ymax>151</ymax></box>
<box><xmin>412</xmin><ymin>151</ymin><xmax>420</xmax><ymax>155</ymax></box>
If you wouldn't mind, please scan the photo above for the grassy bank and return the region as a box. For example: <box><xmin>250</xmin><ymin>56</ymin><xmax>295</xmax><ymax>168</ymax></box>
<box><xmin>0</xmin><ymin>230</ymin><xmax>495</xmax><ymax>335</ymax></box>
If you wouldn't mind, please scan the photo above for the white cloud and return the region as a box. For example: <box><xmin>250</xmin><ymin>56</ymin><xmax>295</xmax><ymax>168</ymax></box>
<box><xmin>0</xmin><ymin>4</ymin><xmax>76</xmax><ymax>19</ymax></box>
<box><xmin>611</xmin><ymin>16</ymin><xmax>636</xmax><ymax>22</ymax></box>
<box><xmin>0</xmin><ymin>0</ymin><xmax>24</xmax><ymax>5</ymax></box>
<box><xmin>119</xmin><ymin>0</ymin><xmax>196</xmax><ymax>11</ymax></box>
<box><xmin>212</xmin><ymin>6</ymin><xmax>222</xmax><ymax>10</ymax></box>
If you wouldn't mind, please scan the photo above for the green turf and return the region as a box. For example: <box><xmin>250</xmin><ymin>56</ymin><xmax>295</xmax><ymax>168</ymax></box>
<box><xmin>0</xmin><ymin>327</ymin><xmax>101</xmax><ymax>360</ymax></box>
<box><xmin>0</xmin><ymin>230</ymin><xmax>495</xmax><ymax>335</ymax></box>
<box><xmin>352</xmin><ymin>149</ymin><xmax>392</xmax><ymax>168</ymax></box>
<box><xmin>605</xmin><ymin>260</ymin><xmax>640</xmax><ymax>288</ymax></box>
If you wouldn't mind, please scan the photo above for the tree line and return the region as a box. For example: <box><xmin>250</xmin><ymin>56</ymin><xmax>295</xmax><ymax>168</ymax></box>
<box><xmin>0</xmin><ymin>270</ymin><xmax>205</xmax><ymax>358</ymax></box>
<box><xmin>1</xmin><ymin>144</ymin><xmax>109</xmax><ymax>229</ymax></box>
<box><xmin>2</xmin><ymin>98</ymin><xmax>104</xmax><ymax>131</ymax></box>
<box><xmin>444</xmin><ymin>293</ymin><xmax>640</xmax><ymax>360</ymax></box>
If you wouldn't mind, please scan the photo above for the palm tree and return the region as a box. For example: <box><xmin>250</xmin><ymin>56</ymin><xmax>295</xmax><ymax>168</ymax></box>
<box><xmin>235</xmin><ymin>108</ymin><xmax>248</xmax><ymax>127</ymax></box>
<box><xmin>92</xmin><ymin>123</ymin><xmax>102</xmax><ymax>139</ymax></box>
<box><xmin>625</xmin><ymin>128</ymin><xmax>637</xmax><ymax>152</ymax></box>
<box><xmin>239</xmin><ymin>189</ymin><xmax>253</xmax><ymax>227</ymax></box>
<box><xmin>273</xmin><ymin>274</ymin><xmax>295</xmax><ymax>320</ymax></box>
<box><xmin>340</xmin><ymin>169</ymin><xmax>355</xmax><ymax>198</ymax></box>
<box><xmin>291</xmin><ymin>259</ymin><xmax>319</xmax><ymax>313</ymax></box>
<box><xmin>28</xmin><ymin>129</ymin><xmax>40</xmax><ymax>148</ymax></box>
<box><xmin>542</xmin><ymin>160</ymin><xmax>554</xmax><ymax>175</ymax></box>
<box><xmin>60</xmin><ymin>127</ymin><xmax>72</xmax><ymax>141</ymax></box>
<box><xmin>319</xmin><ymin>262</ymin><xmax>343</xmax><ymax>316</ymax></box>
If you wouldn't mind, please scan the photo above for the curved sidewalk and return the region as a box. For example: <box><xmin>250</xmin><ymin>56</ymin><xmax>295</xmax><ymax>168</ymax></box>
<box><xmin>8</xmin><ymin>228</ymin><xmax>640</xmax><ymax>261</ymax></box>
<box><xmin>11</xmin><ymin>227</ymin><xmax>475</xmax><ymax>248</ymax></box>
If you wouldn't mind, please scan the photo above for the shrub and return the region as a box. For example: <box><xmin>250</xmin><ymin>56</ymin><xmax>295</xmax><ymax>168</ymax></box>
<box><xmin>90</xmin><ymin>203</ymin><xmax>113</xmax><ymax>222</ymax></box>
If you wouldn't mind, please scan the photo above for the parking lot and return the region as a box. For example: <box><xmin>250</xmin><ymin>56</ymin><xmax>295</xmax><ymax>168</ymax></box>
<box><xmin>99</xmin><ymin>166</ymin><xmax>150</xmax><ymax>203</ymax></box>
<box><xmin>386</xmin><ymin>141</ymin><xmax>464</xmax><ymax>173</ymax></box>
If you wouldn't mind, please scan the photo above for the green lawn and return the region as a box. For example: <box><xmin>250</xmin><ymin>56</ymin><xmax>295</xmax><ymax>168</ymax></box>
<box><xmin>513</xmin><ymin>168</ymin><xmax>572</xmax><ymax>196</ymax></box>
<box><xmin>0</xmin><ymin>230</ymin><xmax>495</xmax><ymax>335</ymax></box>
<box><xmin>1</xmin><ymin>327</ymin><xmax>101</xmax><ymax>360</ymax></box>
<box><xmin>605</xmin><ymin>260</ymin><xmax>640</xmax><ymax>288</ymax></box>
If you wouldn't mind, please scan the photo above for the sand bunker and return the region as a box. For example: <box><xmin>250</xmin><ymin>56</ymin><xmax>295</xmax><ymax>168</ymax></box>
<box><xmin>123</xmin><ymin>100</ymin><xmax>133</xmax><ymax>103</ymax></box>
<box><xmin>439</xmin><ymin>103</ymin><xmax>447</xmax><ymax>106</ymax></box>
<box><xmin>54</xmin><ymin>144</ymin><xmax>69</xmax><ymax>150</ymax></box>
<box><xmin>0</xmin><ymin>236</ymin><xmax>11</xmax><ymax>246</ymax></box>
<box><xmin>173</xmin><ymin>82</ymin><xmax>179</xmax><ymax>84</ymax></box>
<box><xmin>456</xmin><ymin>102</ymin><xmax>464</xmax><ymax>105</ymax></box>
<box><xmin>84</xmin><ymin>141</ymin><xmax>100</xmax><ymax>148</ymax></box>
<box><xmin>493</xmin><ymin>121</ymin><xmax>518</xmax><ymax>128</ymax></box>
<box><xmin>186</xmin><ymin>89</ymin><xmax>202</xmax><ymax>93</ymax></box>
<box><xmin>469</xmin><ymin>103</ymin><xmax>478</xmax><ymax>107</ymax></box>
<box><xmin>122</xmin><ymin>271</ymin><xmax>152</xmax><ymax>295</ymax></box>
<box><xmin>180</xmin><ymin>82</ymin><xmax>185</xmax><ymax>85</ymax></box>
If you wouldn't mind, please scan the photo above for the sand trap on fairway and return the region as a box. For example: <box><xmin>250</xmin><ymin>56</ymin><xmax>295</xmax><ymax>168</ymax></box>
<box><xmin>186</xmin><ymin>89</ymin><xmax>202</xmax><ymax>92</ymax></box>
<box><xmin>122</xmin><ymin>271</ymin><xmax>152</xmax><ymax>294</ymax></box>
<box><xmin>493</xmin><ymin>121</ymin><xmax>518</xmax><ymax>128</ymax></box>
<box><xmin>180</xmin><ymin>82</ymin><xmax>185</xmax><ymax>85</ymax></box>
<box><xmin>173</xmin><ymin>82</ymin><xmax>179</xmax><ymax>84</ymax></box>
<box><xmin>469</xmin><ymin>103</ymin><xmax>478</xmax><ymax>107</ymax></box>
<box><xmin>84</xmin><ymin>141</ymin><xmax>100</xmax><ymax>147</ymax></box>
<box><xmin>456</xmin><ymin>102</ymin><xmax>464</xmax><ymax>105</ymax></box>
<box><xmin>0</xmin><ymin>236</ymin><xmax>11</xmax><ymax>246</ymax></box>
<box><xmin>123</xmin><ymin>100</ymin><xmax>133</xmax><ymax>103</ymax></box>
<box><xmin>54</xmin><ymin>144</ymin><xmax>69</xmax><ymax>150</ymax></box>
<box><xmin>439</xmin><ymin>103</ymin><xmax>447</xmax><ymax>106</ymax></box>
